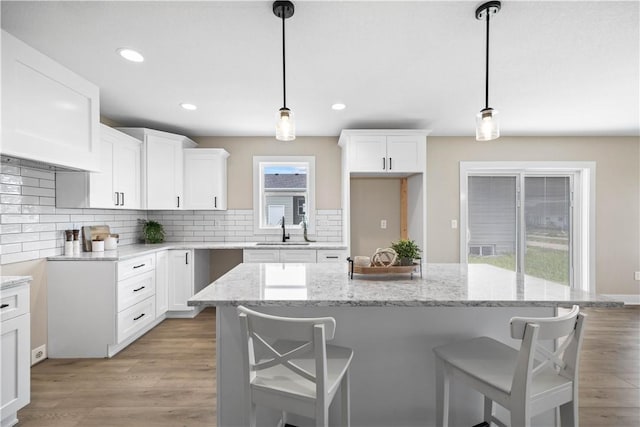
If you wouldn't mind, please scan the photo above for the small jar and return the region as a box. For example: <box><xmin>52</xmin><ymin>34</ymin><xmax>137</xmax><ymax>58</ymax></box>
<box><xmin>92</xmin><ymin>240</ymin><xmax>105</xmax><ymax>252</ymax></box>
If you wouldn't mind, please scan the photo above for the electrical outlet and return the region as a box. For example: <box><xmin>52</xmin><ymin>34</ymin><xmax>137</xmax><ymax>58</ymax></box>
<box><xmin>451</xmin><ymin>219</ymin><xmax>458</xmax><ymax>229</ymax></box>
<box><xmin>635</xmin><ymin>271</ymin><xmax>640</xmax><ymax>281</ymax></box>
<box><xmin>380</xmin><ymin>220</ymin><xmax>387</xmax><ymax>229</ymax></box>
<box><xmin>31</xmin><ymin>344</ymin><xmax>47</xmax><ymax>366</ymax></box>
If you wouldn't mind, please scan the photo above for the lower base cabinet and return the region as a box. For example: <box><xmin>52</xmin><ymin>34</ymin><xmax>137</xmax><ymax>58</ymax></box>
<box><xmin>47</xmin><ymin>255</ymin><xmax>163</xmax><ymax>358</ymax></box>
<box><xmin>166</xmin><ymin>249</ymin><xmax>209</xmax><ymax>318</ymax></box>
<box><xmin>1</xmin><ymin>282</ymin><xmax>31</xmax><ymax>427</ymax></box>
<box><xmin>243</xmin><ymin>249</ymin><xmax>347</xmax><ymax>263</ymax></box>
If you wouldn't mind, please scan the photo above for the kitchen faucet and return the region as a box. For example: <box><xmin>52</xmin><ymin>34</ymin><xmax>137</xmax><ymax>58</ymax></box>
<box><xmin>281</xmin><ymin>216</ymin><xmax>290</xmax><ymax>242</ymax></box>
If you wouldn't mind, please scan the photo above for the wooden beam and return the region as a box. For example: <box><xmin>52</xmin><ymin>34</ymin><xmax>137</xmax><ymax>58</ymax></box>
<box><xmin>400</xmin><ymin>178</ymin><xmax>408</xmax><ymax>239</ymax></box>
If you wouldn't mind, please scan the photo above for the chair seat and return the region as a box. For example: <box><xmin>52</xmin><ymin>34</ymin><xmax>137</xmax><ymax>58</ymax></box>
<box><xmin>252</xmin><ymin>343</ymin><xmax>354</xmax><ymax>401</ymax></box>
<box><xmin>434</xmin><ymin>336</ymin><xmax>573</xmax><ymax>399</ymax></box>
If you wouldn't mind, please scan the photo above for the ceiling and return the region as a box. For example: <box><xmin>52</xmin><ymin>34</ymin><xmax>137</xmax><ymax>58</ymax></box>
<box><xmin>2</xmin><ymin>0</ymin><xmax>639</xmax><ymax>138</ymax></box>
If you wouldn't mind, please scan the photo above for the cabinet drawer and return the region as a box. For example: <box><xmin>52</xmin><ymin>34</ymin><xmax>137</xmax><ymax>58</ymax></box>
<box><xmin>244</xmin><ymin>249</ymin><xmax>279</xmax><ymax>263</ymax></box>
<box><xmin>1</xmin><ymin>285</ymin><xmax>29</xmax><ymax>322</ymax></box>
<box><xmin>279</xmin><ymin>250</ymin><xmax>317</xmax><ymax>263</ymax></box>
<box><xmin>117</xmin><ymin>296</ymin><xmax>155</xmax><ymax>343</ymax></box>
<box><xmin>317</xmin><ymin>250</ymin><xmax>347</xmax><ymax>263</ymax></box>
<box><xmin>118</xmin><ymin>254</ymin><xmax>156</xmax><ymax>281</ymax></box>
<box><xmin>117</xmin><ymin>271</ymin><xmax>155</xmax><ymax>313</ymax></box>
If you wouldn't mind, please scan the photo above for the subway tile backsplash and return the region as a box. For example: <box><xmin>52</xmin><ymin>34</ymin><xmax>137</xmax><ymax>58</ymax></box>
<box><xmin>0</xmin><ymin>159</ymin><xmax>342</xmax><ymax>264</ymax></box>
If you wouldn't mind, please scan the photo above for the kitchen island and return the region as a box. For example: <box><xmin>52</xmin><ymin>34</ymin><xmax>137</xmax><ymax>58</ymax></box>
<box><xmin>189</xmin><ymin>262</ymin><xmax>621</xmax><ymax>427</ymax></box>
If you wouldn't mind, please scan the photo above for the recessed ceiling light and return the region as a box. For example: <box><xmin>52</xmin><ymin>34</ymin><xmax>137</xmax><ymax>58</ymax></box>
<box><xmin>331</xmin><ymin>103</ymin><xmax>346</xmax><ymax>111</ymax></box>
<box><xmin>180</xmin><ymin>103</ymin><xmax>198</xmax><ymax>111</ymax></box>
<box><xmin>117</xmin><ymin>48</ymin><xmax>144</xmax><ymax>63</ymax></box>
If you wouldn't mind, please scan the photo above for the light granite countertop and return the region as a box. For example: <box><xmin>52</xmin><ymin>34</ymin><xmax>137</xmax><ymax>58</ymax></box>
<box><xmin>1</xmin><ymin>275</ymin><xmax>32</xmax><ymax>290</ymax></box>
<box><xmin>47</xmin><ymin>242</ymin><xmax>347</xmax><ymax>262</ymax></box>
<box><xmin>189</xmin><ymin>262</ymin><xmax>622</xmax><ymax>308</ymax></box>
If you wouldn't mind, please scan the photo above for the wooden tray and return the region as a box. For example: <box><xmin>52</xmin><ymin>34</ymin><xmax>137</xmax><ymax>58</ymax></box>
<box><xmin>352</xmin><ymin>264</ymin><xmax>419</xmax><ymax>274</ymax></box>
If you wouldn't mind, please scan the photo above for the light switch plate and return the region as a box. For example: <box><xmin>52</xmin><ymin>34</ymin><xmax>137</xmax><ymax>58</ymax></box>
<box><xmin>451</xmin><ymin>219</ymin><xmax>458</xmax><ymax>229</ymax></box>
<box><xmin>380</xmin><ymin>220</ymin><xmax>387</xmax><ymax>229</ymax></box>
<box><xmin>635</xmin><ymin>271</ymin><xmax>640</xmax><ymax>281</ymax></box>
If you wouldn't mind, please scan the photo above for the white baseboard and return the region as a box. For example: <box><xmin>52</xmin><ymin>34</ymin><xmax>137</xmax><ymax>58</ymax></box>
<box><xmin>602</xmin><ymin>294</ymin><xmax>640</xmax><ymax>305</ymax></box>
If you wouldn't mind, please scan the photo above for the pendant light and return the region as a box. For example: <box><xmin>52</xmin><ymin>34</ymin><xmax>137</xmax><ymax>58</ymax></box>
<box><xmin>475</xmin><ymin>1</ymin><xmax>501</xmax><ymax>141</ymax></box>
<box><xmin>273</xmin><ymin>1</ymin><xmax>295</xmax><ymax>141</ymax></box>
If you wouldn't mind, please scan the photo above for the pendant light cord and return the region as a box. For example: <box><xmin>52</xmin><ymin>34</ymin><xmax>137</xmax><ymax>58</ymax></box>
<box><xmin>484</xmin><ymin>10</ymin><xmax>490</xmax><ymax>110</ymax></box>
<box><xmin>282</xmin><ymin>14</ymin><xmax>287</xmax><ymax>109</ymax></box>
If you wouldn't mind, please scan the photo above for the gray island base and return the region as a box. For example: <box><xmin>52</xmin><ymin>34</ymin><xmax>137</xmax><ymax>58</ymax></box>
<box><xmin>189</xmin><ymin>263</ymin><xmax>620</xmax><ymax>427</ymax></box>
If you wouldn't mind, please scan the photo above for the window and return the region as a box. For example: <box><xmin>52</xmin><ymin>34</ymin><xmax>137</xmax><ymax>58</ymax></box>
<box><xmin>460</xmin><ymin>161</ymin><xmax>595</xmax><ymax>292</ymax></box>
<box><xmin>253</xmin><ymin>156</ymin><xmax>315</xmax><ymax>235</ymax></box>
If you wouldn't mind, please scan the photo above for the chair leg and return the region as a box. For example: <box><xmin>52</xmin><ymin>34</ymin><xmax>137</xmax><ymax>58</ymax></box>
<box><xmin>559</xmin><ymin>400</ymin><xmax>578</xmax><ymax>427</ymax></box>
<box><xmin>483</xmin><ymin>396</ymin><xmax>493</xmax><ymax>424</ymax></box>
<box><xmin>341</xmin><ymin>370</ymin><xmax>351</xmax><ymax>427</ymax></box>
<box><xmin>248</xmin><ymin>402</ymin><xmax>257</xmax><ymax>427</ymax></box>
<box><xmin>435</xmin><ymin>356</ymin><xmax>450</xmax><ymax>427</ymax></box>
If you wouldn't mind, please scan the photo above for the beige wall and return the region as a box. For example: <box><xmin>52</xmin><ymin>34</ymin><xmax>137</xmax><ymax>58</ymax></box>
<box><xmin>426</xmin><ymin>136</ymin><xmax>640</xmax><ymax>295</ymax></box>
<box><xmin>350</xmin><ymin>178</ymin><xmax>402</xmax><ymax>257</ymax></box>
<box><xmin>192</xmin><ymin>136</ymin><xmax>342</xmax><ymax>209</ymax></box>
<box><xmin>1</xmin><ymin>259</ymin><xmax>48</xmax><ymax>352</ymax></box>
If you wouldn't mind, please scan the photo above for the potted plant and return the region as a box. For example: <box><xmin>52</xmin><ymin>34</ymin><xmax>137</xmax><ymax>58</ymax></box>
<box><xmin>391</xmin><ymin>239</ymin><xmax>421</xmax><ymax>266</ymax></box>
<box><xmin>142</xmin><ymin>220</ymin><xmax>165</xmax><ymax>244</ymax></box>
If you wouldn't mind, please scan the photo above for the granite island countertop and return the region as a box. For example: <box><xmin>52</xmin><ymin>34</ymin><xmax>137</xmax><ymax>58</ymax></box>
<box><xmin>189</xmin><ymin>262</ymin><xmax>622</xmax><ymax>308</ymax></box>
<box><xmin>47</xmin><ymin>242</ymin><xmax>347</xmax><ymax>262</ymax></box>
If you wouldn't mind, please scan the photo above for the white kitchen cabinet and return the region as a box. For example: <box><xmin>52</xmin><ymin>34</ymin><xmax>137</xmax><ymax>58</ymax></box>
<box><xmin>168</xmin><ymin>250</ymin><xmax>193</xmax><ymax>312</ymax></box>
<box><xmin>340</xmin><ymin>131</ymin><xmax>426</xmax><ymax>174</ymax></box>
<box><xmin>243</xmin><ymin>249</ymin><xmax>317</xmax><ymax>263</ymax></box>
<box><xmin>183</xmin><ymin>148</ymin><xmax>230</xmax><ymax>210</ymax></box>
<box><xmin>1</xmin><ymin>281</ymin><xmax>31</xmax><ymax>427</ymax></box>
<box><xmin>56</xmin><ymin>124</ymin><xmax>141</xmax><ymax>209</ymax></box>
<box><xmin>1</xmin><ymin>30</ymin><xmax>100</xmax><ymax>171</ymax></box>
<box><xmin>316</xmin><ymin>250</ymin><xmax>348</xmax><ymax>263</ymax></box>
<box><xmin>155</xmin><ymin>250</ymin><xmax>169</xmax><ymax>318</ymax></box>
<box><xmin>167</xmin><ymin>249</ymin><xmax>209</xmax><ymax>317</ymax></box>
<box><xmin>47</xmin><ymin>254</ymin><xmax>163</xmax><ymax>358</ymax></box>
<box><xmin>117</xmin><ymin>128</ymin><xmax>197</xmax><ymax>210</ymax></box>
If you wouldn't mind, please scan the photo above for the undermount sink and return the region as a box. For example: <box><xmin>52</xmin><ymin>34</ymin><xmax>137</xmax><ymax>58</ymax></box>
<box><xmin>256</xmin><ymin>242</ymin><xmax>310</xmax><ymax>246</ymax></box>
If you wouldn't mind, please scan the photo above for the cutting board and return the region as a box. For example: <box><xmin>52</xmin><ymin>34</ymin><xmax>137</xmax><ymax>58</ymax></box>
<box><xmin>82</xmin><ymin>225</ymin><xmax>111</xmax><ymax>251</ymax></box>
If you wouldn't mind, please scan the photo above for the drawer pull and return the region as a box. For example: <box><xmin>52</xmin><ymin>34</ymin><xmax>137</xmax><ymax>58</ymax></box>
<box><xmin>0</xmin><ymin>303</ymin><xmax>9</xmax><ymax>309</ymax></box>
<box><xmin>133</xmin><ymin>263</ymin><xmax>146</xmax><ymax>269</ymax></box>
<box><xmin>133</xmin><ymin>286</ymin><xmax>146</xmax><ymax>292</ymax></box>
<box><xmin>326</xmin><ymin>256</ymin><xmax>339</xmax><ymax>259</ymax></box>
<box><xmin>133</xmin><ymin>313</ymin><xmax>145</xmax><ymax>321</ymax></box>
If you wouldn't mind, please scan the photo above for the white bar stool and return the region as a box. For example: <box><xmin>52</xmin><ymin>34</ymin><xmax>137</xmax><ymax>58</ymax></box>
<box><xmin>238</xmin><ymin>306</ymin><xmax>354</xmax><ymax>427</ymax></box>
<box><xmin>433</xmin><ymin>305</ymin><xmax>586</xmax><ymax>427</ymax></box>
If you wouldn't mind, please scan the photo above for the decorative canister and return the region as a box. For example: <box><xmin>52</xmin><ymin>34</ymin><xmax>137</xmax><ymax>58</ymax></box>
<box><xmin>104</xmin><ymin>236</ymin><xmax>118</xmax><ymax>250</ymax></box>
<box><xmin>92</xmin><ymin>240</ymin><xmax>105</xmax><ymax>252</ymax></box>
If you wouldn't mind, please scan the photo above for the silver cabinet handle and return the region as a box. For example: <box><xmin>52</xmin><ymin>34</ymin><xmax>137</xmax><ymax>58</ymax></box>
<box><xmin>115</xmin><ymin>192</ymin><xmax>120</xmax><ymax>206</ymax></box>
<box><xmin>120</xmin><ymin>192</ymin><xmax>125</xmax><ymax>206</ymax></box>
<box><xmin>382</xmin><ymin>157</ymin><xmax>386</xmax><ymax>170</ymax></box>
<box><xmin>177</xmin><ymin>196</ymin><xmax>180</xmax><ymax>208</ymax></box>
<box><xmin>185</xmin><ymin>252</ymin><xmax>189</xmax><ymax>264</ymax></box>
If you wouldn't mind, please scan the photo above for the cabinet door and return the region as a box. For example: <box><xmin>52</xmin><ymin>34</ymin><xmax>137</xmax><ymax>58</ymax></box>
<box><xmin>89</xmin><ymin>132</ymin><xmax>115</xmax><ymax>208</ymax></box>
<box><xmin>155</xmin><ymin>250</ymin><xmax>169</xmax><ymax>317</ymax></box>
<box><xmin>386</xmin><ymin>136</ymin><xmax>423</xmax><ymax>173</ymax></box>
<box><xmin>348</xmin><ymin>135</ymin><xmax>387</xmax><ymax>172</ymax></box>
<box><xmin>1</xmin><ymin>314</ymin><xmax>30</xmax><ymax>418</ymax></box>
<box><xmin>1</xmin><ymin>31</ymin><xmax>100</xmax><ymax>172</ymax></box>
<box><xmin>113</xmin><ymin>137</ymin><xmax>141</xmax><ymax>209</ymax></box>
<box><xmin>146</xmin><ymin>135</ymin><xmax>182</xmax><ymax>209</ymax></box>
<box><xmin>184</xmin><ymin>150</ymin><xmax>227</xmax><ymax>210</ymax></box>
<box><xmin>279</xmin><ymin>250</ymin><xmax>317</xmax><ymax>263</ymax></box>
<box><xmin>168</xmin><ymin>250</ymin><xmax>194</xmax><ymax>311</ymax></box>
<box><xmin>243</xmin><ymin>249</ymin><xmax>280</xmax><ymax>263</ymax></box>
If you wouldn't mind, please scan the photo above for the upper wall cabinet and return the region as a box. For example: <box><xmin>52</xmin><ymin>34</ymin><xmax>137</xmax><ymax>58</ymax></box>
<box><xmin>1</xmin><ymin>31</ymin><xmax>100</xmax><ymax>171</ymax></box>
<box><xmin>117</xmin><ymin>128</ymin><xmax>197</xmax><ymax>210</ymax></box>
<box><xmin>338</xmin><ymin>131</ymin><xmax>428</xmax><ymax>174</ymax></box>
<box><xmin>56</xmin><ymin>124</ymin><xmax>141</xmax><ymax>209</ymax></box>
<box><xmin>183</xmin><ymin>149</ymin><xmax>229</xmax><ymax>210</ymax></box>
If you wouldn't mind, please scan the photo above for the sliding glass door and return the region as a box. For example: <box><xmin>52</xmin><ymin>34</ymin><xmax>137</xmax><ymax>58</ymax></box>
<box><xmin>468</xmin><ymin>174</ymin><xmax>573</xmax><ymax>285</ymax></box>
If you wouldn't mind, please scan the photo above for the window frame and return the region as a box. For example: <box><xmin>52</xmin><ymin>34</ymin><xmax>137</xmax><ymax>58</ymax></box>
<box><xmin>459</xmin><ymin>161</ymin><xmax>596</xmax><ymax>292</ymax></box>
<box><xmin>253</xmin><ymin>155</ymin><xmax>315</xmax><ymax>236</ymax></box>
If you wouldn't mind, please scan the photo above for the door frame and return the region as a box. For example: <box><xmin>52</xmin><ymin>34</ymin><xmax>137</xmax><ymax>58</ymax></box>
<box><xmin>459</xmin><ymin>161</ymin><xmax>596</xmax><ymax>292</ymax></box>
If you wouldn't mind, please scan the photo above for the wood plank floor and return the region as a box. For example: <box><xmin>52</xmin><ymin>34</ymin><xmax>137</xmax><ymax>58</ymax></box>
<box><xmin>16</xmin><ymin>306</ymin><xmax>639</xmax><ymax>426</ymax></box>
